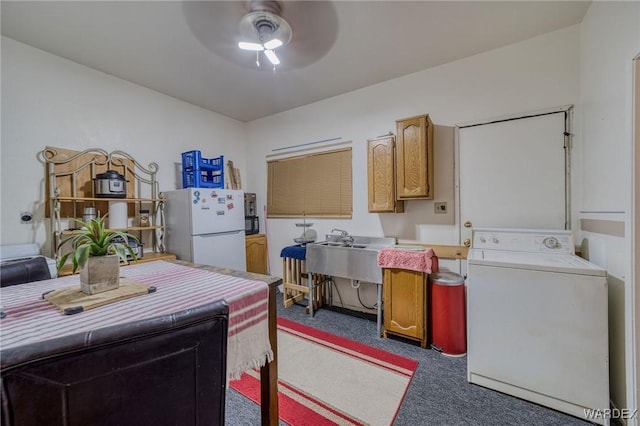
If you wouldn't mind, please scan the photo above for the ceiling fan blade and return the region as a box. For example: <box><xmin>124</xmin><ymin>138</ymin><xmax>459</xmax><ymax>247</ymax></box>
<box><xmin>238</xmin><ymin>41</ymin><xmax>264</xmax><ymax>51</ymax></box>
<box><xmin>263</xmin><ymin>38</ymin><xmax>283</xmax><ymax>50</ymax></box>
<box><xmin>264</xmin><ymin>49</ymin><xmax>280</xmax><ymax>65</ymax></box>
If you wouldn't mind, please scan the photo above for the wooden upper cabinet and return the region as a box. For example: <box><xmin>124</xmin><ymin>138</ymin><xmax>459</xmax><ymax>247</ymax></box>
<box><xmin>395</xmin><ymin>114</ymin><xmax>434</xmax><ymax>199</ymax></box>
<box><xmin>367</xmin><ymin>135</ymin><xmax>404</xmax><ymax>213</ymax></box>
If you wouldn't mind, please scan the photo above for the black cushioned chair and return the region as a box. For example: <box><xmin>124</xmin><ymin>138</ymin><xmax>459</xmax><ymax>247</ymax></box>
<box><xmin>0</xmin><ymin>256</ymin><xmax>51</xmax><ymax>287</ymax></box>
<box><xmin>0</xmin><ymin>300</ymin><xmax>229</xmax><ymax>426</ymax></box>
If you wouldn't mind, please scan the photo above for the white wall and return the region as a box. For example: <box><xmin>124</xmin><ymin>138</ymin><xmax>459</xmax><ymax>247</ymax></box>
<box><xmin>245</xmin><ymin>25</ymin><xmax>581</xmax><ymax>282</ymax></box>
<box><xmin>1</xmin><ymin>37</ymin><xmax>248</xmax><ymax>254</ymax></box>
<box><xmin>578</xmin><ymin>1</ymin><xmax>640</xmax><ymax>421</ymax></box>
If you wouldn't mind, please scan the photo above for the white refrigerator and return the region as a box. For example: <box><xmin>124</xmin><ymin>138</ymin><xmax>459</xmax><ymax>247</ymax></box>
<box><xmin>164</xmin><ymin>188</ymin><xmax>247</xmax><ymax>271</ymax></box>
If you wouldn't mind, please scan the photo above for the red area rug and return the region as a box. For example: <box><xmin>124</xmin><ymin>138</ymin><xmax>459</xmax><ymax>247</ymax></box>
<box><xmin>230</xmin><ymin>317</ymin><xmax>418</xmax><ymax>426</ymax></box>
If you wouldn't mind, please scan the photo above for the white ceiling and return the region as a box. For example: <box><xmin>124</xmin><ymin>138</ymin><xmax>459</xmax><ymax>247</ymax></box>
<box><xmin>1</xmin><ymin>1</ymin><xmax>590</xmax><ymax>122</ymax></box>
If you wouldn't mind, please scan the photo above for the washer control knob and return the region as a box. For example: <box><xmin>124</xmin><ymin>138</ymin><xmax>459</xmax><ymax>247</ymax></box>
<box><xmin>492</xmin><ymin>237</ymin><xmax>499</xmax><ymax>244</ymax></box>
<box><xmin>480</xmin><ymin>236</ymin><xmax>486</xmax><ymax>243</ymax></box>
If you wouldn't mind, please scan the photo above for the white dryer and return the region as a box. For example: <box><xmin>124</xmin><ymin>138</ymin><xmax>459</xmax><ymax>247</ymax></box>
<box><xmin>466</xmin><ymin>228</ymin><xmax>609</xmax><ymax>425</ymax></box>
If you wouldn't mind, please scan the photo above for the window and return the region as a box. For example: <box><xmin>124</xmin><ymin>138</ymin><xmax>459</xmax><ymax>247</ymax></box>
<box><xmin>267</xmin><ymin>148</ymin><xmax>352</xmax><ymax>218</ymax></box>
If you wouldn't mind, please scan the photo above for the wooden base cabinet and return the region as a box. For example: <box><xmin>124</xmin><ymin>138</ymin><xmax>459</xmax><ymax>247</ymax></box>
<box><xmin>396</xmin><ymin>114</ymin><xmax>434</xmax><ymax>199</ymax></box>
<box><xmin>367</xmin><ymin>135</ymin><xmax>404</xmax><ymax>213</ymax></box>
<box><xmin>245</xmin><ymin>234</ymin><xmax>268</xmax><ymax>275</ymax></box>
<box><xmin>383</xmin><ymin>268</ymin><xmax>428</xmax><ymax>348</ymax></box>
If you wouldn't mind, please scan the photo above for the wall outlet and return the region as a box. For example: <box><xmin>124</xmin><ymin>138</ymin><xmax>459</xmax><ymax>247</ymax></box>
<box><xmin>20</xmin><ymin>211</ymin><xmax>33</xmax><ymax>223</ymax></box>
<box><xmin>434</xmin><ymin>202</ymin><xmax>447</xmax><ymax>214</ymax></box>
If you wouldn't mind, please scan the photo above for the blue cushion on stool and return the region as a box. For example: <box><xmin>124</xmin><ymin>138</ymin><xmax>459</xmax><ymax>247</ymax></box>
<box><xmin>280</xmin><ymin>245</ymin><xmax>306</xmax><ymax>261</ymax></box>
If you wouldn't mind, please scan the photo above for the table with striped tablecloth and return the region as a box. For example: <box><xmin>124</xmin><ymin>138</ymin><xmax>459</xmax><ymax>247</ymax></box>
<box><xmin>0</xmin><ymin>260</ymin><xmax>273</xmax><ymax>381</ymax></box>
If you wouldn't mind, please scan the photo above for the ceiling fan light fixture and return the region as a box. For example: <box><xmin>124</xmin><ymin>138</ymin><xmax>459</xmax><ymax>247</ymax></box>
<box><xmin>238</xmin><ymin>1</ymin><xmax>291</xmax><ymax>70</ymax></box>
<box><xmin>238</xmin><ymin>11</ymin><xmax>291</xmax><ymax>46</ymax></box>
<box><xmin>263</xmin><ymin>38</ymin><xmax>283</xmax><ymax>50</ymax></box>
<box><xmin>264</xmin><ymin>49</ymin><xmax>280</xmax><ymax>65</ymax></box>
<box><xmin>238</xmin><ymin>41</ymin><xmax>264</xmax><ymax>51</ymax></box>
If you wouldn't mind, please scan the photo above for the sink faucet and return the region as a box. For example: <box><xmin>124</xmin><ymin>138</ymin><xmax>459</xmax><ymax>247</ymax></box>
<box><xmin>331</xmin><ymin>228</ymin><xmax>349</xmax><ymax>237</ymax></box>
<box><xmin>331</xmin><ymin>228</ymin><xmax>354</xmax><ymax>245</ymax></box>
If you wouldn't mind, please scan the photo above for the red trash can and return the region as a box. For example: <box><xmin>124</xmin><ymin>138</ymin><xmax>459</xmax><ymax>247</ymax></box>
<box><xmin>429</xmin><ymin>271</ymin><xmax>466</xmax><ymax>356</ymax></box>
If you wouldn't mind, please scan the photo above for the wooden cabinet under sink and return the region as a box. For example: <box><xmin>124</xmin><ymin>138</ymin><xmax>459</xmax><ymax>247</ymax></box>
<box><xmin>383</xmin><ymin>268</ymin><xmax>428</xmax><ymax>348</ymax></box>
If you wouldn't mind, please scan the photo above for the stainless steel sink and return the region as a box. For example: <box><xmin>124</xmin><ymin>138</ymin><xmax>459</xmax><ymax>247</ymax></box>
<box><xmin>306</xmin><ymin>235</ymin><xmax>395</xmax><ymax>283</ymax></box>
<box><xmin>306</xmin><ymin>234</ymin><xmax>396</xmax><ymax>336</ymax></box>
<box><xmin>316</xmin><ymin>241</ymin><xmax>367</xmax><ymax>249</ymax></box>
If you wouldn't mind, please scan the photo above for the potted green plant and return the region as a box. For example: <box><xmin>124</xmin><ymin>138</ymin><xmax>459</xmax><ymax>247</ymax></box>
<box><xmin>57</xmin><ymin>214</ymin><xmax>138</xmax><ymax>295</ymax></box>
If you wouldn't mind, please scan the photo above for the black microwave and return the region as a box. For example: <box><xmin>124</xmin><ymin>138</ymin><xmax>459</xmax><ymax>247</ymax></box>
<box><xmin>245</xmin><ymin>216</ymin><xmax>259</xmax><ymax>235</ymax></box>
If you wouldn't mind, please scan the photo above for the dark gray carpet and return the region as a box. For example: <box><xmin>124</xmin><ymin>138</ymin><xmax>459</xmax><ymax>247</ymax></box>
<box><xmin>225</xmin><ymin>297</ymin><xmax>597</xmax><ymax>426</ymax></box>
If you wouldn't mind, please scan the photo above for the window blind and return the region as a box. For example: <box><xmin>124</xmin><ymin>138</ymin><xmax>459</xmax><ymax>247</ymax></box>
<box><xmin>267</xmin><ymin>148</ymin><xmax>352</xmax><ymax>218</ymax></box>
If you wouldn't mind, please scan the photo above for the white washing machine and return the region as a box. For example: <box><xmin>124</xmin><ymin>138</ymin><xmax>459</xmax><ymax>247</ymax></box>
<box><xmin>466</xmin><ymin>228</ymin><xmax>609</xmax><ymax>425</ymax></box>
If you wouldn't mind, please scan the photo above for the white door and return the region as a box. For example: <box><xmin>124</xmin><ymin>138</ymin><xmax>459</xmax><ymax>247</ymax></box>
<box><xmin>458</xmin><ymin>111</ymin><xmax>568</xmax><ymax>269</ymax></box>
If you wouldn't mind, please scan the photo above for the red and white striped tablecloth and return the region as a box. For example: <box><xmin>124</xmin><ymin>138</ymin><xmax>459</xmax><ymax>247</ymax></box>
<box><xmin>0</xmin><ymin>260</ymin><xmax>273</xmax><ymax>381</ymax></box>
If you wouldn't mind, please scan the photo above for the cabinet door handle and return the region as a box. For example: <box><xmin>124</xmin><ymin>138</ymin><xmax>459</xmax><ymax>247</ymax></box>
<box><xmin>464</xmin><ymin>221</ymin><xmax>472</xmax><ymax>228</ymax></box>
<box><xmin>464</xmin><ymin>239</ymin><xmax>471</xmax><ymax>247</ymax></box>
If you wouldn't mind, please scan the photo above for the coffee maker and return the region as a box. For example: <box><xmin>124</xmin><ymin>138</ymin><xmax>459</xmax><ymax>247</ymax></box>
<box><xmin>244</xmin><ymin>193</ymin><xmax>259</xmax><ymax>235</ymax></box>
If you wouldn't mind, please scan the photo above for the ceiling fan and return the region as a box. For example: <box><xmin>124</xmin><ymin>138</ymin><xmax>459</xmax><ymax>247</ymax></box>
<box><xmin>237</xmin><ymin>1</ymin><xmax>292</xmax><ymax>69</ymax></box>
<box><xmin>183</xmin><ymin>1</ymin><xmax>337</xmax><ymax>72</ymax></box>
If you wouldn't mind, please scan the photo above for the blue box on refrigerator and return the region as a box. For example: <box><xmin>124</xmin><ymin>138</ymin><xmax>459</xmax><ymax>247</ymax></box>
<box><xmin>181</xmin><ymin>151</ymin><xmax>224</xmax><ymax>188</ymax></box>
<box><xmin>182</xmin><ymin>168</ymin><xmax>224</xmax><ymax>188</ymax></box>
<box><xmin>181</xmin><ymin>151</ymin><xmax>224</xmax><ymax>171</ymax></box>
